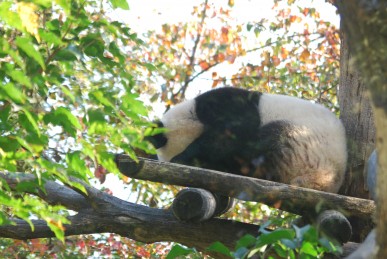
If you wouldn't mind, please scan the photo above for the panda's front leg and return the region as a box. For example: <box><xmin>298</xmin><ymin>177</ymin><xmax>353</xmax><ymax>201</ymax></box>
<box><xmin>172</xmin><ymin>188</ymin><xmax>235</xmax><ymax>222</ymax></box>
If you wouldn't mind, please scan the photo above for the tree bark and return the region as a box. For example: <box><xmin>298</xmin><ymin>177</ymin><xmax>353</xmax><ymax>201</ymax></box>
<box><xmin>336</xmin><ymin>1</ymin><xmax>387</xmax><ymax>257</ymax></box>
<box><xmin>338</xmin><ymin>23</ymin><xmax>375</xmax><ymax>199</ymax></box>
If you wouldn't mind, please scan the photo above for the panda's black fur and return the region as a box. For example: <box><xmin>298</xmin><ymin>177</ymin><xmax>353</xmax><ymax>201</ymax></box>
<box><xmin>152</xmin><ymin>87</ymin><xmax>347</xmax><ymax>193</ymax></box>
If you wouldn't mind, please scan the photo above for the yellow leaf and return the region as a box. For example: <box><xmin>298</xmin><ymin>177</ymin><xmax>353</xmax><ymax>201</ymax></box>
<box><xmin>17</xmin><ymin>2</ymin><xmax>40</xmax><ymax>42</ymax></box>
<box><xmin>281</xmin><ymin>47</ymin><xmax>289</xmax><ymax>59</ymax></box>
<box><xmin>300</xmin><ymin>49</ymin><xmax>310</xmax><ymax>62</ymax></box>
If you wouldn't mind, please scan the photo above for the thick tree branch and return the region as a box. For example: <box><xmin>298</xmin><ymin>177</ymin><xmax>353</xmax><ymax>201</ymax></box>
<box><xmin>0</xmin><ymin>212</ymin><xmax>259</xmax><ymax>254</ymax></box>
<box><xmin>116</xmin><ymin>156</ymin><xmax>375</xmax><ymax>222</ymax></box>
<box><xmin>0</xmin><ymin>171</ymin><xmax>259</xmax><ymax>255</ymax></box>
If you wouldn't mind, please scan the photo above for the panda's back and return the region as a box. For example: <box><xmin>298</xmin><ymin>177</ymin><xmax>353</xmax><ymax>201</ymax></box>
<box><xmin>257</xmin><ymin>93</ymin><xmax>347</xmax><ymax>192</ymax></box>
<box><xmin>259</xmin><ymin>94</ymin><xmax>338</xmax><ymax>128</ymax></box>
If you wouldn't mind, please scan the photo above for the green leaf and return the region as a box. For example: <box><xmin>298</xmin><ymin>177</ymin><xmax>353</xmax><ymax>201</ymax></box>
<box><xmin>109</xmin><ymin>0</ymin><xmax>129</xmax><ymax>10</ymax></box>
<box><xmin>55</xmin><ymin>0</ymin><xmax>71</xmax><ymax>14</ymax></box>
<box><xmin>256</xmin><ymin>229</ymin><xmax>295</xmax><ymax>247</ymax></box>
<box><xmin>64</xmin><ymin>179</ymin><xmax>87</xmax><ymax>194</ymax></box>
<box><xmin>46</xmin><ymin>19</ymin><xmax>60</xmax><ymax>32</ymax></box>
<box><xmin>142</xmin><ymin>62</ymin><xmax>157</xmax><ymax>71</ymax></box>
<box><xmin>47</xmin><ymin>220</ymin><xmax>65</xmax><ymax>242</ymax></box>
<box><xmin>54</xmin><ymin>45</ymin><xmax>81</xmax><ymax>61</ymax></box>
<box><xmin>273</xmin><ymin>243</ymin><xmax>291</xmax><ymax>257</ymax></box>
<box><xmin>39</xmin><ymin>29</ymin><xmax>65</xmax><ymax>46</ymax></box>
<box><xmin>4</xmin><ymin>64</ymin><xmax>32</xmax><ymax>88</ymax></box>
<box><xmin>206</xmin><ymin>242</ymin><xmax>232</xmax><ymax>257</ymax></box>
<box><xmin>60</xmin><ymin>85</ymin><xmax>76</xmax><ymax>102</ymax></box>
<box><xmin>15</xmin><ymin>37</ymin><xmax>46</xmax><ymax>70</ymax></box>
<box><xmin>166</xmin><ymin>244</ymin><xmax>196</xmax><ymax>259</ymax></box>
<box><xmin>1</xmin><ymin>82</ymin><xmax>26</xmax><ymax>104</ymax></box>
<box><xmin>66</xmin><ymin>151</ymin><xmax>91</xmax><ymax>179</ymax></box>
<box><xmin>300</xmin><ymin>242</ymin><xmax>318</xmax><ymax>257</ymax></box>
<box><xmin>15</xmin><ymin>180</ymin><xmax>41</xmax><ymax>193</ymax></box>
<box><xmin>121</xmin><ymin>94</ymin><xmax>148</xmax><ymax>116</ymax></box>
<box><xmin>81</xmin><ymin>34</ymin><xmax>105</xmax><ymax>58</ymax></box>
<box><xmin>54</xmin><ymin>49</ymin><xmax>78</xmax><ymax>61</ymax></box>
<box><xmin>247</xmin><ymin>23</ymin><xmax>253</xmax><ymax>31</ymax></box>
<box><xmin>0</xmin><ymin>2</ymin><xmax>23</xmax><ymax>31</ymax></box>
<box><xmin>21</xmin><ymin>109</ymin><xmax>41</xmax><ymax>136</ymax></box>
<box><xmin>90</xmin><ymin>90</ymin><xmax>115</xmax><ymax>108</ymax></box>
<box><xmin>87</xmin><ymin>109</ymin><xmax>106</xmax><ymax>123</ymax></box>
<box><xmin>15</xmin><ymin>136</ymin><xmax>34</xmax><ymax>153</ymax></box>
<box><xmin>235</xmin><ymin>234</ymin><xmax>256</xmax><ymax>250</ymax></box>
<box><xmin>109</xmin><ymin>42</ymin><xmax>125</xmax><ymax>63</ymax></box>
<box><xmin>0</xmin><ymin>39</ymin><xmax>25</xmax><ymax>68</ymax></box>
<box><xmin>0</xmin><ymin>136</ymin><xmax>20</xmax><ymax>152</ymax></box>
<box><xmin>44</xmin><ymin>107</ymin><xmax>81</xmax><ymax>137</ymax></box>
<box><xmin>32</xmin><ymin>0</ymin><xmax>52</xmax><ymax>7</ymax></box>
<box><xmin>24</xmin><ymin>133</ymin><xmax>48</xmax><ymax>153</ymax></box>
<box><xmin>0</xmin><ymin>211</ymin><xmax>13</xmax><ymax>226</ymax></box>
<box><xmin>96</xmin><ymin>150</ymin><xmax>118</xmax><ymax>174</ymax></box>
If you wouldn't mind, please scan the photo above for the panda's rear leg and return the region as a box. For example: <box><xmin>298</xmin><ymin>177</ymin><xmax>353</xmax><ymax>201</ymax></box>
<box><xmin>289</xmin><ymin>169</ymin><xmax>342</xmax><ymax>193</ymax></box>
<box><xmin>172</xmin><ymin>188</ymin><xmax>235</xmax><ymax>222</ymax></box>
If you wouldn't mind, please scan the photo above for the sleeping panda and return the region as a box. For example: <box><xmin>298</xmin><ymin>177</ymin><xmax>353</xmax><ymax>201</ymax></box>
<box><xmin>150</xmin><ymin>87</ymin><xmax>347</xmax><ymax>193</ymax></box>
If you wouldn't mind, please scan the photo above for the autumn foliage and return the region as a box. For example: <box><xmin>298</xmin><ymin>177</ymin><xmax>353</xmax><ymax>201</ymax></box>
<box><xmin>134</xmin><ymin>1</ymin><xmax>339</xmax><ymax>113</ymax></box>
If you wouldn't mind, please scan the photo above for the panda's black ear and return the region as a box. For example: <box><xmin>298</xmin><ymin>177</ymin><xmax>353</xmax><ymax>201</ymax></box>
<box><xmin>145</xmin><ymin>121</ymin><xmax>168</xmax><ymax>149</ymax></box>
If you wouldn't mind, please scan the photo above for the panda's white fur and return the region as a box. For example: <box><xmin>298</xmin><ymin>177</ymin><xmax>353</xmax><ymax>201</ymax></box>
<box><xmin>156</xmin><ymin>88</ymin><xmax>347</xmax><ymax>193</ymax></box>
<box><xmin>158</xmin><ymin>99</ymin><xmax>204</xmax><ymax>162</ymax></box>
<box><xmin>258</xmin><ymin>94</ymin><xmax>347</xmax><ymax>192</ymax></box>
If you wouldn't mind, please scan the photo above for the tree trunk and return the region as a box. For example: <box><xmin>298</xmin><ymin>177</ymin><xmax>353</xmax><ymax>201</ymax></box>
<box><xmin>338</xmin><ymin>25</ymin><xmax>375</xmax><ymax>199</ymax></box>
<box><xmin>336</xmin><ymin>1</ymin><xmax>387</xmax><ymax>257</ymax></box>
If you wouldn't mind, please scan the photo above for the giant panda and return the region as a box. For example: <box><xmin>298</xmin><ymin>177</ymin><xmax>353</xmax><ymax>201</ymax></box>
<box><xmin>150</xmin><ymin>87</ymin><xmax>347</xmax><ymax>193</ymax></box>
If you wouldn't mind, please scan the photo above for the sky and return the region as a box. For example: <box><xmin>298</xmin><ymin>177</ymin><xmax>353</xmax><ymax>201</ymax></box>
<box><xmin>102</xmin><ymin>0</ymin><xmax>340</xmax><ymax>200</ymax></box>
<box><xmin>113</xmin><ymin>0</ymin><xmax>338</xmax><ymax>34</ymax></box>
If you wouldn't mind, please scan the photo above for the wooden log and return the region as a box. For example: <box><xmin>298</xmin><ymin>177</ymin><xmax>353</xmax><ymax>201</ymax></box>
<box><xmin>172</xmin><ymin>188</ymin><xmax>236</xmax><ymax>222</ymax></box>
<box><xmin>115</xmin><ymin>155</ymin><xmax>375</xmax><ymax>239</ymax></box>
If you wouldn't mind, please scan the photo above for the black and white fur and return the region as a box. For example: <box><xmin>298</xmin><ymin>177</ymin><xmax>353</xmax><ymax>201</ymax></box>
<box><xmin>151</xmin><ymin>87</ymin><xmax>347</xmax><ymax>193</ymax></box>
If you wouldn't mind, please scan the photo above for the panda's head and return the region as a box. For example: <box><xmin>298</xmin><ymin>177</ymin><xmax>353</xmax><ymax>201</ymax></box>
<box><xmin>150</xmin><ymin>98</ymin><xmax>204</xmax><ymax>162</ymax></box>
<box><xmin>148</xmin><ymin>87</ymin><xmax>261</xmax><ymax>171</ymax></box>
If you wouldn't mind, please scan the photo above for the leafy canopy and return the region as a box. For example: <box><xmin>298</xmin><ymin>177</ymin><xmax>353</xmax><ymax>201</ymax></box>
<box><xmin>0</xmin><ymin>0</ymin><xmax>154</xmax><ymax>240</ymax></box>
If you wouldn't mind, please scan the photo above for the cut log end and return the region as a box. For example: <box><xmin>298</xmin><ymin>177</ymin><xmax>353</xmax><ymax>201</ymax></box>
<box><xmin>317</xmin><ymin>210</ymin><xmax>353</xmax><ymax>244</ymax></box>
<box><xmin>172</xmin><ymin>188</ymin><xmax>216</xmax><ymax>222</ymax></box>
<box><xmin>115</xmin><ymin>154</ymin><xmax>144</xmax><ymax>177</ymax></box>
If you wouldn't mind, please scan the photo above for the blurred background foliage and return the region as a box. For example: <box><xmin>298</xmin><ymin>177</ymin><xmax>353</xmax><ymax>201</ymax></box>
<box><xmin>0</xmin><ymin>0</ymin><xmax>340</xmax><ymax>257</ymax></box>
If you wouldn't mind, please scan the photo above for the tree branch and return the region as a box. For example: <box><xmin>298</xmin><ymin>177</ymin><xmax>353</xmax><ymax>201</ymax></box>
<box><xmin>177</xmin><ymin>0</ymin><xmax>209</xmax><ymax>98</ymax></box>
<box><xmin>0</xmin><ymin>166</ymin><xmax>364</xmax><ymax>256</ymax></box>
<box><xmin>0</xmin><ymin>171</ymin><xmax>259</xmax><ymax>255</ymax></box>
<box><xmin>115</xmin><ymin>156</ymin><xmax>375</xmax><ymax>223</ymax></box>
